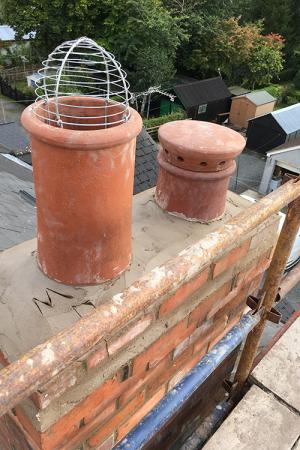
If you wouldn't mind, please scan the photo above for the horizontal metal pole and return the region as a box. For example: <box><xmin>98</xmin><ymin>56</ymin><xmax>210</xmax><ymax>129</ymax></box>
<box><xmin>115</xmin><ymin>313</ymin><xmax>260</xmax><ymax>450</ymax></box>
<box><xmin>0</xmin><ymin>178</ymin><xmax>300</xmax><ymax>416</ymax></box>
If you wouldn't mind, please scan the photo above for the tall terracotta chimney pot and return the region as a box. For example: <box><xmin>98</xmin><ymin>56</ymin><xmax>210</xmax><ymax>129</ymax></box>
<box><xmin>155</xmin><ymin>120</ymin><xmax>245</xmax><ymax>222</ymax></box>
<box><xmin>22</xmin><ymin>99</ymin><xmax>142</xmax><ymax>285</ymax></box>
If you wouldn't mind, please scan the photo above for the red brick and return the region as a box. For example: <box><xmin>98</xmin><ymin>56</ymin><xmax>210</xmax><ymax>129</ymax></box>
<box><xmin>107</xmin><ymin>315</ymin><xmax>152</xmax><ymax>356</ymax></box>
<box><xmin>173</xmin><ymin>336</ymin><xmax>190</xmax><ymax>359</ymax></box>
<box><xmin>119</xmin><ymin>357</ymin><xmax>169</xmax><ymax>407</ymax></box>
<box><xmin>117</xmin><ymin>387</ymin><xmax>166</xmax><ymax>441</ymax></box>
<box><xmin>159</xmin><ymin>268</ymin><xmax>210</xmax><ymax>317</ymax></box>
<box><xmin>208</xmin><ymin>315</ymin><xmax>241</xmax><ymax>350</ymax></box>
<box><xmin>14</xmin><ymin>407</ymin><xmax>42</xmax><ymax>448</ymax></box>
<box><xmin>61</xmin><ymin>403</ymin><xmax>117</xmax><ymax>450</ymax></box>
<box><xmin>94</xmin><ymin>434</ymin><xmax>115</xmax><ymax>450</ymax></box>
<box><xmin>188</xmin><ymin>281</ymin><xmax>232</xmax><ymax>326</ymax></box>
<box><xmin>84</xmin><ymin>401</ymin><xmax>116</xmax><ymax>425</ymax></box>
<box><xmin>88</xmin><ymin>391</ymin><xmax>145</xmax><ymax>447</ymax></box>
<box><xmin>147</xmin><ymin>346</ymin><xmax>194</xmax><ymax>398</ymax></box>
<box><xmin>239</xmin><ymin>251</ymin><xmax>271</xmax><ymax>287</ymax></box>
<box><xmin>212</xmin><ymin>284</ymin><xmax>249</xmax><ymax>322</ymax></box>
<box><xmin>169</xmin><ymin>344</ymin><xmax>207</xmax><ymax>391</ymax></box>
<box><xmin>41</xmin><ymin>376</ymin><xmax>122</xmax><ymax>449</ymax></box>
<box><xmin>193</xmin><ymin>317</ymin><xmax>227</xmax><ymax>355</ymax></box>
<box><xmin>132</xmin><ymin>319</ymin><xmax>193</xmax><ymax>375</ymax></box>
<box><xmin>207</xmin><ymin>286</ymin><xmax>241</xmax><ymax>320</ymax></box>
<box><xmin>86</xmin><ymin>342</ymin><xmax>108</xmax><ymax>370</ymax></box>
<box><xmin>212</xmin><ymin>239</ymin><xmax>251</xmax><ymax>278</ymax></box>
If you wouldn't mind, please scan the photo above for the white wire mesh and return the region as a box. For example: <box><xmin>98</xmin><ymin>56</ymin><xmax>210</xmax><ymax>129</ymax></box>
<box><xmin>33</xmin><ymin>37</ymin><xmax>131</xmax><ymax>129</ymax></box>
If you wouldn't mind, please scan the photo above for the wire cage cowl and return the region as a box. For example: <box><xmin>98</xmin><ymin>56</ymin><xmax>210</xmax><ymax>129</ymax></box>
<box><xmin>33</xmin><ymin>37</ymin><xmax>131</xmax><ymax>130</ymax></box>
<box><xmin>21</xmin><ymin>37</ymin><xmax>142</xmax><ymax>285</ymax></box>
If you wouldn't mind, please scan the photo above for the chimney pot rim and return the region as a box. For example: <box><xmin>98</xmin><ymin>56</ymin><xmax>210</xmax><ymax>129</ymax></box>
<box><xmin>21</xmin><ymin>102</ymin><xmax>142</xmax><ymax>150</ymax></box>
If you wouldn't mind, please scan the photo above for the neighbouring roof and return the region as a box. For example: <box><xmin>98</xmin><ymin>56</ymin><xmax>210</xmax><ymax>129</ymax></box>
<box><xmin>238</xmin><ymin>90</ymin><xmax>276</xmax><ymax>106</ymax></box>
<box><xmin>229</xmin><ymin>86</ymin><xmax>251</xmax><ymax>97</ymax></box>
<box><xmin>134</xmin><ymin>128</ymin><xmax>158</xmax><ymax>194</ymax></box>
<box><xmin>174</xmin><ymin>77</ymin><xmax>231</xmax><ymax>109</ymax></box>
<box><xmin>0</xmin><ymin>154</ymin><xmax>35</xmax><ymax>250</ymax></box>
<box><xmin>271</xmin><ymin>103</ymin><xmax>300</xmax><ymax>135</ymax></box>
<box><xmin>0</xmin><ymin>121</ymin><xmax>29</xmax><ymax>153</ymax></box>
<box><xmin>274</xmin><ymin>136</ymin><xmax>300</xmax><ymax>152</ymax></box>
<box><xmin>0</xmin><ymin>25</ymin><xmax>35</xmax><ymax>41</ymax></box>
<box><xmin>0</xmin><ymin>123</ymin><xmax>157</xmax><ymax>194</ymax></box>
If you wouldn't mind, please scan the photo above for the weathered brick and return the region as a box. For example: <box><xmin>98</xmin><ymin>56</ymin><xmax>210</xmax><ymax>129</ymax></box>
<box><xmin>173</xmin><ymin>336</ymin><xmax>190</xmax><ymax>359</ymax></box>
<box><xmin>0</xmin><ymin>413</ymin><xmax>36</xmax><ymax>450</ymax></box>
<box><xmin>132</xmin><ymin>319</ymin><xmax>193</xmax><ymax>375</ymax></box>
<box><xmin>173</xmin><ymin>321</ymin><xmax>212</xmax><ymax>360</ymax></box>
<box><xmin>212</xmin><ymin>239</ymin><xmax>251</xmax><ymax>278</ymax></box>
<box><xmin>88</xmin><ymin>391</ymin><xmax>145</xmax><ymax>447</ymax></box>
<box><xmin>117</xmin><ymin>387</ymin><xmax>166</xmax><ymax>441</ymax></box>
<box><xmin>207</xmin><ymin>286</ymin><xmax>241</xmax><ymax>320</ymax></box>
<box><xmin>94</xmin><ymin>434</ymin><xmax>115</xmax><ymax>450</ymax></box>
<box><xmin>159</xmin><ymin>268</ymin><xmax>210</xmax><ymax>317</ymax></box>
<box><xmin>208</xmin><ymin>315</ymin><xmax>241</xmax><ymax>350</ymax></box>
<box><xmin>108</xmin><ymin>315</ymin><xmax>152</xmax><ymax>356</ymax></box>
<box><xmin>41</xmin><ymin>376</ymin><xmax>121</xmax><ymax>449</ymax></box>
<box><xmin>147</xmin><ymin>346</ymin><xmax>194</xmax><ymax>398</ymax></box>
<box><xmin>168</xmin><ymin>343</ymin><xmax>207</xmax><ymax>391</ymax></box>
<box><xmin>193</xmin><ymin>317</ymin><xmax>227</xmax><ymax>355</ymax></box>
<box><xmin>86</xmin><ymin>342</ymin><xmax>108</xmax><ymax>370</ymax></box>
<box><xmin>119</xmin><ymin>357</ymin><xmax>169</xmax><ymax>408</ymax></box>
<box><xmin>188</xmin><ymin>281</ymin><xmax>232</xmax><ymax>326</ymax></box>
<box><xmin>238</xmin><ymin>249</ymin><xmax>271</xmax><ymax>287</ymax></box>
<box><xmin>84</xmin><ymin>401</ymin><xmax>116</xmax><ymax>426</ymax></box>
<box><xmin>62</xmin><ymin>403</ymin><xmax>117</xmax><ymax>450</ymax></box>
<box><xmin>14</xmin><ymin>407</ymin><xmax>42</xmax><ymax>448</ymax></box>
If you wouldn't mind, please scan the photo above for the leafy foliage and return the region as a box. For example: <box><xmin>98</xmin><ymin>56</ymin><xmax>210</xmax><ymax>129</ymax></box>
<box><xmin>101</xmin><ymin>0</ymin><xmax>185</xmax><ymax>89</ymax></box>
<box><xmin>179</xmin><ymin>17</ymin><xmax>284</xmax><ymax>88</ymax></box>
<box><xmin>293</xmin><ymin>70</ymin><xmax>300</xmax><ymax>89</ymax></box>
<box><xmin>0</xmin><ymin>0</ymin><xmax>290</xmax><ymax>94</ymax></box>
<box><xmin>0</xmin><ymin>0</ymin><xmax>105</xmax><ymax>57</ymax></box>
<box><xmin>143</xmin><ymin>110</ymin><xmax>186</xmax><ymax>128</ymax></box>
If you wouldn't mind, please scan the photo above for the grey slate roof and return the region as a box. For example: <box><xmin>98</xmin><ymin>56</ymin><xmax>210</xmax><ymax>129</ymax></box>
<box><xmin>0</xmin><ymin>123</ymin><xmax>158</xmax><ymax>193</ymax></box>
<box><xmin>0</xmin><ymin>154</ymin><xmax>35</xmax><ymax>251</ymax></box>
<box><xmin>174</xmin><ymin>77</ymin><xmax>231</xmax><ymax>109</ymax></box>
<box><xmin>134</xmin><ymin>128</ymin><xmax>158</xmax><ymax>194</ymax></box>
<box><xmin>0</xmin><ymin>121</ymin><xmax>29</xmax><ymax>153</ymax></box>
<box><xmin>242</xmin><ymin>91</ymin><xmax>276</xmax><ymax>106</ymax></box>
<box><xmin>271</xmin><ymin>103</ymin><xmax>300</xmax><ymax>135</ymax></box>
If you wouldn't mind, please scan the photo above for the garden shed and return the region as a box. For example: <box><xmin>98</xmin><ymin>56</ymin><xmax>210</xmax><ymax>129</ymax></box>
<box><xmin>229</xmin><ymin>90</ymin><xmax>276</xmax><ymax>129</ymax></box>
<box><xmin>246</xmin><ymin>103</ymin><xmax>300</xmax><ymax>154</ymax></box>
<box><xmin>173</xmin><ymin>77</ymin><xmax>231</xmax><ymax>121</ymax></box>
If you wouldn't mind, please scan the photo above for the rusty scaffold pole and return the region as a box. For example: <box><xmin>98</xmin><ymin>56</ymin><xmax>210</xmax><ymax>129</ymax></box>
<box><xmin>233</xmin><ymin>185</ymin><xmax>300</xmax><ymax>396</ymax></box>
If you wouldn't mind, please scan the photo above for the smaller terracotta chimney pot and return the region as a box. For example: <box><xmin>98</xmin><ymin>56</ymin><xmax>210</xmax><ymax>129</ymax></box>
<box><xmin>155</xmin><ymin>120</ymin><xmax>245</xmax><ymax>222</ymax></box>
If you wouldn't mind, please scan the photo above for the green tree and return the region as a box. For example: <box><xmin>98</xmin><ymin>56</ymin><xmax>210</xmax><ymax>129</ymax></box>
<box><xmin>179</xmin><ymin>17</ymin><xmax>284</xmax><ymax>88</ymax></box>
<box><xmin>0</xmin><ymin>0</ymin><xmax>106</xmax><ymax>57</ymax></box>
<box><xmin>245</xmin><ymin>34</ymin><xmax>284</xmax><ymax>88</ymax></box>
<box><xmin>246</xmin><ymin>0</ymin><xmax>300</xmax><ymax>68</ymax></box>
<box><xmin>102</xmin><ymin>0</ymin><xmax>185</xmax><ymax>90</ymax></box>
